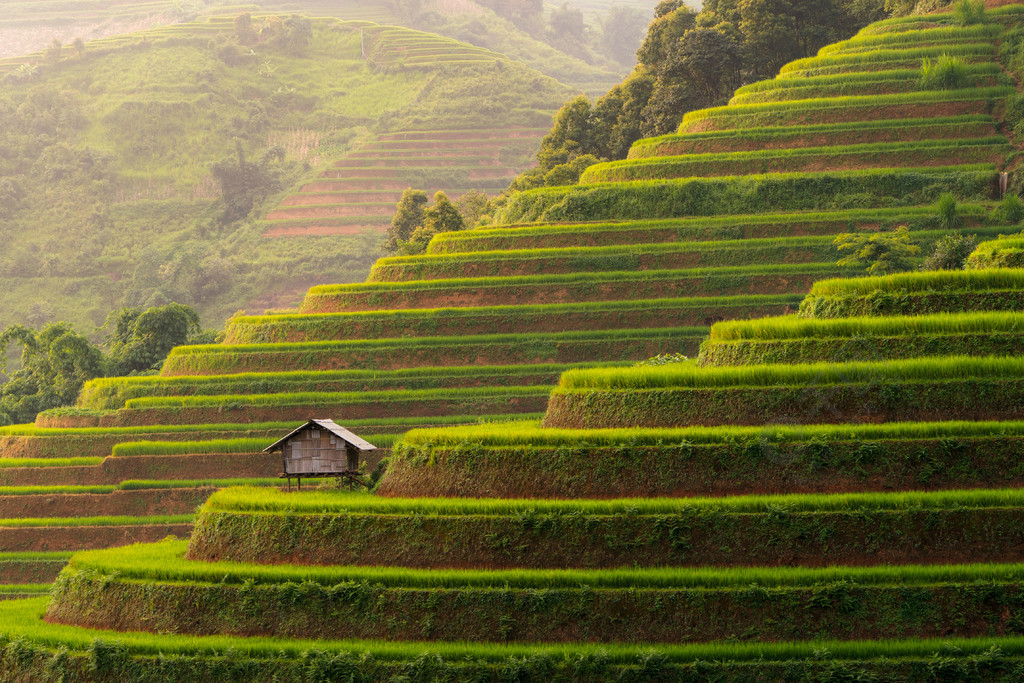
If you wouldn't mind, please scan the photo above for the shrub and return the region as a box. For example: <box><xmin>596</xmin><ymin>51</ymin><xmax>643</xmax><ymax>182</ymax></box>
<box><xmin>937</xmin><ymin>192</ymin><xmax>963</xmax><ymax>230</ymax></box>
<box><xmin>834</xmin><ymin>226</ymin><xmax>920</xmax><ymax>274</ymax></box>
<box><xmin>635</xmin><ymin>353</ymin><xmax>689</xmax><ymax>366</ymax></box>
<box><xmin>920</xmin><ymin>233</ymin><xmax>977</xmax><ymax>270</ymax></box>
<box><xmin>955</xmin><ymin>0</ymin><xmax>985</xmax><ymax>26</ymax></box>
<box><xmin>920</xmin><ymin>55</ymin><xmax>970</xmax><ymax>89</ymax></box>
<box><xmin>997</xmin><ymin>193</ymin><xmax>1024</xmax><ymax>223</ymax></box>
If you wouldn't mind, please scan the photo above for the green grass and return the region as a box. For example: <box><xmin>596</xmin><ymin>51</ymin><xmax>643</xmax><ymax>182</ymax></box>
<box><xmin>123</xmin><ymin>385</ymin><xmax>554</xmax><ymax>410</ymax></box>
<box><xmin>557</xmin><ymin>355</ymin><xmax>1024</xmax><ymax>390</ymax></box>
<box><xmin>0</xmin><ymin>413</ymin><xmax>530</xmax><ymax>437</ymax></box>
<box><xmin>164</xmin><ymin>327</ymin><xmax>704</xmax><ymax>358</ymax></box>
<box><xmin>779</xmin><ymin>44</ymin><xmax>997</xmax><ymax>75</ymax></box>
<box><xmin>204</xmin><ymin>485</ymin><xmax>1024</xmax><ymax>516</ymax></box>
<box><xmin>705</xmin><ymin>311</ymin><xmax>1024</xmax><ymax>341</ymax></box>
<box><xmin>817</xmin><ymin>24</ymin><xmax>1002</xmax><ymax>56</ymax></box>
<box><xmin>112</xmin><ymin>437</ymin><xmax>398</xmax><ymax>457</ymax></box>
<box><xmin>733</xmin><ymin>68</ymin><xmax>1001</xmax><ymax>96</ymax></box>
<box><xmin>966</xmin><ymin>236</ymin><xmax>1024</xmax><ymax>268</ymax></box>
<box><xmin>427</xmin><ymin>205</ymin><xmax>985</xmax><ymax>253</ymax></box>
<box><xmin>492</xmin><ymin>165</ymin><xmax>996</xmax><ymax>224</ymax></box>
<box><xmin>6</xmin><ymin>596</ymin><xmax>1024</xmax><ymax>665</ymax></box>
<box><xmin>226</xmin><ymin>294</ymin><xmax>805</xmax><ymax>343</ymax></box>
<box><xmin>117</xmin><ymin>479</ymin><xmax>282</xmax><ymax>490</ymax></box>
<box><xmin>308</xmin><ymin>264</ymin><xmax>858</xmax><ymax>295</ymax></box>
<box><xmin>81</xmin><ymin>363</ymin><xmax>610</xmax><ymax>410</ymax></box>
<box><xmin>160</xmin><ymin>328</ymin><xmax>705</xmax><ymax>376</ymax></box>
<box><xmin>0</xmin><ymin>458</ymin><xmax>104</xmax><ymax>468</ymax></box>
<box><xmin>0</xmin><ymin>422</ymin><xmax>304</xmax><ymax>437</ymax></box>
<box><xmin>0</xmin><ymin>585</ymin><xmax>50</xmax><ymax>594</ymax></box>
<box><xmin>62</xmin><ymin>540</ymin><xmax>1024</xmax><ymax>590</ymax></box>
<box><xmin>397</xmin><ymin>418</ymin><xmax>1024</xmax><ymax>448</ymax></box>
<box><xmin>679</xmin><ymin>87</ymin><xmax>1012</xmax><ymax>129</ymax></box>
<box><xmin>729</xmin><ymin>73</ymin><xmax>1007</xmax><ymax>104</ymax></box>
<box><xmin>581</xmin><ymin>138</ymin><xmax>1009</xmax><ymax>183</ymax></box>
<box><xmin>0</xmin><ymin>515</ymin><xmax>192</xmax><ymax>528</ymax></box>
<box><xmin>806</xmin><ymin>268</ymin><xmax>1024</xmax><ymax>296</ymax></box>
<box><xmin>0</xmin><ymin>552</ymin><xmax>74</xmax><ymax>561</ymax></box>
<box><xmin>0</xmin><ymin>481</ymin><xmax>279</xmax><ymax>495</ymax></box>
<box><xmin>372</xmin><ymin>226</ymin><xmax>1008</xmax><ymax>281</ymax></box>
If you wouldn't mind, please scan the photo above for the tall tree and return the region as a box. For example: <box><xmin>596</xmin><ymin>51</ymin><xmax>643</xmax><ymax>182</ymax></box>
<box><xmin>0</xmin><ymin>323</ymin><xmax>105</xmax><ymax>426</ymax></box>
<box><xmin>103</xmin><ymin>302</ymin><xmax>206</xmax><ymax>375</ymax></box>
<box><xmin>602</xmin><ymin>6</ymin><xmax>649</xmax><ymax>66</ymax></box>
<box><xmin>385</xmin><ymin>189</ymin><xmax>429</xmax><ymax>254</ymax></box>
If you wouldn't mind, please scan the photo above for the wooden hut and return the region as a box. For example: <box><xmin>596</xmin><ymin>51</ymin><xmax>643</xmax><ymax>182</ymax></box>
<box><xmin>264</xmin><ymin>419</ymin><xmax>377</xmax><ymax>489</ymax></box>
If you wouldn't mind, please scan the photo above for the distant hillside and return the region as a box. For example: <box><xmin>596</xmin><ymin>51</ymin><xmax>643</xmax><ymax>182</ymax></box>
<box><xmin>0</xmin><ymin>0</ymin><xmax>636</xmax><ymax>95</ymax></box>
<box><xmin>0</xmin><ymin>14</ymin><xmax>574</xmax><ymax>333</ymax></box>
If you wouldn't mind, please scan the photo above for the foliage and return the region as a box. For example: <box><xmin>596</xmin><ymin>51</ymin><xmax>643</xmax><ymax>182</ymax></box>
<box><xmin>834</xmin><ymin>227</ymin><xmax>920</xmax><ymax>275</ymax></box>
<box><xmin>601</xmin><ymin>6</ymin><xmax>650</xmax><ymax>66</ymax></box>
<box><xmin>937</xmin><ymin>192</ymin><xmax>964</xmax><ymax>230</ymax></box>
<box><xmin>452</xmin><ymin>190</ymin><xmax>490</xmax><ymax>227</ymax></box>
<box><xmin>635</xmin><ymin>353</ymin><xmax>689</xmax><ymax>366</ymax></box>
<box><xmin>955</xmin><ymin>0</ymin><xmax>985</xmax><ymax>26</ymax></box>
<box><xmin>0</xmin><ymin>301</ymin><xmax>218</xmax><ymax>424</ymax></box>
<box><xmin>103</xmin><ymin>303</ymin><xmax>216</xmax><ymax>375</ymax></box>
<box><xmin>0</xmin><ymin>323</ymin><xmax>104</xmax><ymax>426</ymax></box>
<box><xmin>504</xmin><ymin>0</ymin><xmax>888</xmax><ymax>193</ymax></box>
<box><xmin>997</xmin><ymin>193</ymin><xmax>1024</xmax><ymax>223</ymax></box>
<box><xmin>384</xmin><ymin>189</ymin><xmax>428</xmax><ymax>254</ymax></box>
<box><xmin>210</xmin><ymin>143</ymin><xmax>285</xmax><ymax>224</ymax></box>
<box><xmin>392</xmin><ymin>191</ymin><xmax>467</xmax><ymax>256</ymax></box>
<box><xmin>495</xmin><ymin>166</ymin><xmax>997</xmax><ymax>224</ymax></box>
<box><xmin>920</xmin><ymin>232</ymin><xmax>976</xmax><ymax>270</ymax></box>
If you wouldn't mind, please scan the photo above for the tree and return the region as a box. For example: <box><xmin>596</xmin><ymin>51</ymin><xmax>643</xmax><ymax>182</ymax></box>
<box><xmin>0</xmin><ymin>323</ymin><xmax>105</xmax><ymax>426</ymax></box>
<box><xmin>666</xmin><ymin>29</ymin><xmax>743</xmax><ymax>105</ymax></box>
<box><xmin>45</xmin><ymin>39</ymin><xmax>62</xmax><ymax>64</ymax></box>
<box><xmin>103</xmin><ymin>302</ymin><xmax>205</xmax><ymax>375</ymax></box>
<box><xmin>393</xmin><ymin>192</ymin><xmax>466</xmax><ymax>256</ymax></box>
<box><xmin>739</xmin><ymin>0</ymin><xmax>857</xmax><ymax>77</ymax></box>
<box><xmin>602</xmin><ymin>6</ymin><xmax>649</xmax><ymax>66</ymax></box>
<box><xmin>920</xmin><ymin>233</ymin><xmax>977</xmax><ymax>271</ymax></box>
<box><xmin>454</xmin><ymin>190</ymin><xmax>491</xmax><ymax>227</ymax></box>
<box><xmin>637</xmin><ymin>4</ymin><xmax>697</xmax><ymax>67</ymax></box>
<box><xmin>210</xmin><ymin>143</ymin><xmax>284</xmax><ymax>223</ymax></box>
<box><xmin>550</xmin><ymin>4</ymin><xmax>589</xmax><ymax>60</ymax></box>
<box><xmin>422</xmin><ymin>191</ymin><xmax>465</xmax><ymax>234</ymax></box>
<box><xmin>385</xmin><ymin>189</ymin><xmax>429</xmax><ymax>253</ymax></box>
<box><xmin>834</xmin><ymin>227</ymin><xmax>921</xmax><ymax>274</ymax></box>
<box><xmin>234</xmin><ymin>13</ymin><xmax>259</xmax><ymax>46</ymax></box>
<box><xmin>542</xmin><ymin>154</ymin><xmax>600</xmax><ymax>186</ymax></box>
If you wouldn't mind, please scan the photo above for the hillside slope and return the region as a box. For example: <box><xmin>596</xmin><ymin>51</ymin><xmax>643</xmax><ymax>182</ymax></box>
<box><xmin>0</xmin><ymin>14</ymin><xmax>573</xmax><ymax>332</ymax></box>
<box><xmin>2</xmin><ymin>3</ymin><xmax>1024</xmax><ymax>678</ymax></box>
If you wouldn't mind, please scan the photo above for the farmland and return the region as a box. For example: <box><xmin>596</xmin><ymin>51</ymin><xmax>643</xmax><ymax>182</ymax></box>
<box><xmin>5</xmin><ymin>1</ymin><xmax>1024</xmax><ymax>678</ymax></box>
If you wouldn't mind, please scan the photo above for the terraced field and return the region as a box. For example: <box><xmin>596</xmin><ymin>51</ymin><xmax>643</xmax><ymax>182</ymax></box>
<box><xmin>261</xmin><ymin>127</ymin><xmax>549</xmax><ymax>237</ymax></box>
<box><xmin>5</xmin><ymin>4</ymin><xmax>1024</xmax><ymax>678</ymax></box>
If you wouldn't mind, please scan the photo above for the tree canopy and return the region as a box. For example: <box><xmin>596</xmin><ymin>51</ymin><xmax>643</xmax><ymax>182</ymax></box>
<box><xmin>503</xmin><ymin>0</ymin><xmax>887</xmax><ymax>195</ymax></box>
<box><xmin>0</xmin><ymin>303</ymin><xmax>218</xmax><ymax>426</ymax></box>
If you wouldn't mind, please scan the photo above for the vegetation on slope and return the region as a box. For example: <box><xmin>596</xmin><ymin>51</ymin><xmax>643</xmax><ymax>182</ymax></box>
<box><xmin>0</xmin><ymin>14</ymin><xmax>572</xmax><ymax>333</ymax></box>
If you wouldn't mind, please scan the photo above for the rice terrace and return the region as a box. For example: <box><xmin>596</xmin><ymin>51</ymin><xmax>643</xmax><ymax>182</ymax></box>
<box><xmin>6</xmin><ymin>0</ymin><xmax>1024</xmax><ymax>679</ymax></box>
